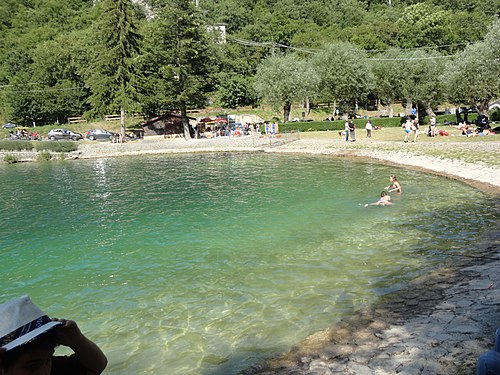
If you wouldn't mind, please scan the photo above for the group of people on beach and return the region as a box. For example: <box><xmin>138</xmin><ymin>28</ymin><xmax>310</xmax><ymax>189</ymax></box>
<box><xmin>365</xmin><ymin>175</ymin><xmax>402</xmax><ymax>207</ymax></box>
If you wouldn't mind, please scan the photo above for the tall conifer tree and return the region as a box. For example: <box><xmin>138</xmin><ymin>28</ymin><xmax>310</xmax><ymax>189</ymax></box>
<box><xmin>148</xmin><ymin>0</ymin><xmax>215</xmax><ymax>139</ymax></box>
<box><xmin>83</xmin><ymin>0</ymin><xmax>143</xmax><ymax>140</ymax></box>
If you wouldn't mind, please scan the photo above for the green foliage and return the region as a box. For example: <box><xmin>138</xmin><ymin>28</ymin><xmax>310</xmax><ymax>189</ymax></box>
<box><xmin>0</xmin><ymin>0</ymin><xmax>96</xmax><ymax>125</ymax></box>
<box><xmin>254</xmin><ymin>54</ymin><xmax>319</xmax><ymax>121</ymax></box>
<box><xmin>442</xmin><ymin>19</ymin><xmax>500</xmax><ymax>113</ymax></box>
<box><xmin>396</xmin><ymin>3</ymin><xmax>451</xmax><ymax>48</ymax></box>
<box><xmin>0</xmin><ymin>140</ymin><xmax>77</xmax><ymax>152</ymax></box>
<box><xmin>312</xmin><ymin>42</ymin><xmax>373</xmax><ymax>114</ymax></box>
<box><xmin>399</xmin><ymin>50</ymin><xmax>446</xmax><ymax>114</ymax></box>
<box><xmin>215</xmin><ymin>74</ymin><xmax>256</xmax><ymax>109</ymax></box>
<box><xmin>140</xmin><ymin>0</ymin><xmax>216</xmax><ymax>125</ymax></box>
<box><xmin>0</xmin><ymin>140</ymin><xmax>33</xmax><ymax>151</ymax></box>
<box><xmin>0</xmin><ymin>0</ymin><xmax>498</xmax><ymax>128</ymax></box>
<box><xmin>371</xmin><ymin>49</ymin><xmax>403</xmax><ymax>108</ymax></box>
<box><xmin>279</xmin><ymin>116</ymin><xmax>403</xmax><ymax>132</ymax></box>
<box><xmin>33</xmin><ymin>141</ymin><xmax>78</xmax><ymax>153</ymax></box>
<box><xmin>80</xmin><ymin>0</ymin><xmax>143</xmax><ymax>127</ymax></box>
<box><xmin>3</xmin><ymin>154</ymin><xmax>19</xmax><ymax>164</ymax></box>
<box><xmin>37</xmin><ymin>151</ymin><xmax>52</xmax><ymax>161</ymax></box>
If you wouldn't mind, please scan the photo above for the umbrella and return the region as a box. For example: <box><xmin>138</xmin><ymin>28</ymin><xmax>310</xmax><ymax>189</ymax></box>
<box><xmin>215</xmin><ymin>118</ymin><xmax>227</xmax><ymax>123</ymax></box>
<box><xmin>199</xmin><ymin>117</ymin><xmax>214</xmax><ymax>123</ymax></box>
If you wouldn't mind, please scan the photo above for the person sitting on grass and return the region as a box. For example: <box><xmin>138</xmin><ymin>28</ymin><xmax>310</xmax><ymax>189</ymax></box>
<box><xmin>0</xmin><ymin>295</ymin><xmax>107</xmax><ymax>375</ymax></box>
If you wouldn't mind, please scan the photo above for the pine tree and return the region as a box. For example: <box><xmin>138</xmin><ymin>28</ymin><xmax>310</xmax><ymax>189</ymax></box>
<box><xmin>83</xmin><ymin>0</ymin><xmax>143</xmax><ymax>140</ymax></box>
<box><xmin>147</xmin><ymin>0</ymin><xmax>215</xmax><ymax>139</ymax></box>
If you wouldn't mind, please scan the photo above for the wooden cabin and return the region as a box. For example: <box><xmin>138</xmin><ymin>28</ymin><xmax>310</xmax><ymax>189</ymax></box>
<box><xmin>141</xmin><ymin>113</ymin><xmax>196</xmax><ymax>137</ymax></box>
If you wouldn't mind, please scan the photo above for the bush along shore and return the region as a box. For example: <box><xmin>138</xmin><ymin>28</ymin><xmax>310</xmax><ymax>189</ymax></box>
<box><xmin>0</xmin><ymin>140</ymin><xmax>79</xmax><ymax>163</ymax></box>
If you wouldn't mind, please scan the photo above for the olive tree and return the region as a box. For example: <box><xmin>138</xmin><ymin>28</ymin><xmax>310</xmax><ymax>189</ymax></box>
<box><xmin>312</xmin><ymin>42</ymin><xmax>373</xmax><ymax>117</ymax></box>
<box><xmin>442</xmin><ymin>19</ymin><xmax>500</xmax><ymax>115</ymax></box>
<box><xmin>398</xmin><ymin>50</ymin><xmax>446</xmax><ymax>119</ymax></box>
<box><xmin>254</xmin><ymin>54</ymin><xmax>319</xmax><ymax>122</ymax></box>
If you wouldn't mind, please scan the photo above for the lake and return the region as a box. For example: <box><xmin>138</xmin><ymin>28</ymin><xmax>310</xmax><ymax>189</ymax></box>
<box><xmin>0</xmin><ymin>153</ymin><xmax>497</xmax><ymax>374</ymax></box>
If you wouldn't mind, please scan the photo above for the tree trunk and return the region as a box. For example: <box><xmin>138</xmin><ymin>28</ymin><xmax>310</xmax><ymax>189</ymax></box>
<box><xmin>424</xmin><ymin>102</ymin><xmax>435</xmax><ymax>118</ymax></box>
<box><xmin>389</xmin><ymin>99</ymin><xmax>394</xmax><ymax>118</ymax></box>
<box><xmin>283</xmin><ymin>100</ymin><xmax>291</xmax><ymax>123</ymax></box>
<box><xmin>332</xmin><ymin>99</ymin><xmax>337</xmax><ymax>118</ymax></box>
<box><xmin>476</xmin><ymin>101</ymin><xmax>489</xmax><ymax>116</ymax></box>
<box><xmin>405</xmin><ymin>99</ymin><xmax>413</xmax><ymax>117</ymax></box>
<box><xmin>120</xmin><ymin>106</ymin><xmax>126</xmax><ymax>143</ymax></box>
<box><xmin>181</xmin><ymin>101</ymin><xmax>192</xmax><ymax>139</ymax></box>
<box><xmin>305</xmin><ymin>96</ymin><xmax>310</xmax><ymax>115</ymax></box>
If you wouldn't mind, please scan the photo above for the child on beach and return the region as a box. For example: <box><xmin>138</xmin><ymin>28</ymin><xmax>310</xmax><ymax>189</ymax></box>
<box><xmin>0</xmin><ymin>295</ymin><xmax>107</xmax><ymax>375</ymax></box>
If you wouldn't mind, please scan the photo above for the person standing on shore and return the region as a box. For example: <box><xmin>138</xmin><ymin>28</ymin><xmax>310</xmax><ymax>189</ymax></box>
<box><xmin>348</xmin><ymin>121</ymin><xmax>356</xmax><ymax>142</ymax></box>
<box><xmin>413</xmin><ymin>118</ymin><xmax>420</xmax><ymax>142</ymax></box>
<box><xmin>430</xmin><ymin>116</ymin><xmax>437</xmax><ymax>137</ymax></box>
<box><xmin>344</xmin><ymin>120</ymin><xmax>350</xmax><ymax>142</ymax></box>
<box><xmin>365</xmin><ymin>120</ymin><xmax>373</xmax><ymax>138</ymax></box>
<box><xmin>403</xmin><ymin>118</ymin><xmax>412</xmax><ymax>142</ymax></box>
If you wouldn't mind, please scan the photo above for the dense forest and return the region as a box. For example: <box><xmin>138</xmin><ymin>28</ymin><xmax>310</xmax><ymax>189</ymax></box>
<box><xmin>0</xmin><ymin>0</ymin><xmax>498</xmax><ymax>132</ymax></box>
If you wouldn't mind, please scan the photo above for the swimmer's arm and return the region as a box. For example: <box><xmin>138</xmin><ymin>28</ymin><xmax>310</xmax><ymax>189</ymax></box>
<box><xmin>53</xmin><ymin>320</ymin><xmax>108</xmax><ymax>375</ymax></box>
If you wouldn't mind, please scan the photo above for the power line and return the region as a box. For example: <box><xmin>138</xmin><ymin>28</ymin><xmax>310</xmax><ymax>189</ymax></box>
<box><xmin>368</xmin><ymin>55</ymin><xmax>458</xmax><ymax>61</ymax></box>
<box><xmin>228</xmin><ymin>36</ymin><xmax>471</xmax><ymax>59</ymax></box>
<box><xmin>1</xmin><ymin>86</ymin><xmax>86</xmax><ymax>94</ymax></box>
<box><xmin>0</xmin><ymin>82</ymin><xmax>48</xmax><ymax>88</ymax></box>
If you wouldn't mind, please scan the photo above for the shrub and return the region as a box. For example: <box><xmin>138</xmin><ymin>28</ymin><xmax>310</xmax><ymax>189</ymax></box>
<box><xmin>0</xmin><ymin>140</ymin><xmax>33</xmax><ymax>151</ymax></box>
<box><xmin>37</xmin><ymin>151</ymin><xmax>52</xmax><ymax>161</ymax></box>
<box><xmin>33</xmin><ymin>141</ymin><xmax>78</xmax><ymax>153</ymax></box>
<box><xmin>3</xmin><ymin>154</ymin><xmax>19</xmax><ymax>164</ymax></box>
<box><xmin>279</xmin><ymin>116</ymin><xmax>403</xmax><ymax>132</ymax></box>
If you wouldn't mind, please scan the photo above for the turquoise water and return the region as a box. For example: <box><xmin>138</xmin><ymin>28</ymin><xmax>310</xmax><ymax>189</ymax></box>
<box><xmin>0</xmin><ymin>153</ymin><xmax>497</xmax><ymax>374</ymax></box>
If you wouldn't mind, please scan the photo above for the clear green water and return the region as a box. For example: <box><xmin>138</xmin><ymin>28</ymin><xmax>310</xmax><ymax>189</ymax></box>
<box><xmin>0</xmin><ymin>153</ymin><xmax>497</xmax><ymax>374</ymax></box>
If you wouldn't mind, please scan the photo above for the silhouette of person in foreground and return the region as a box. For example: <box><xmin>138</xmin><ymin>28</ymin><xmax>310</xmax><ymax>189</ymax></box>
<box><xmin>0</xmin><ymin>295</ymin><xmax>107</xmax><ymax>375</ymax></box>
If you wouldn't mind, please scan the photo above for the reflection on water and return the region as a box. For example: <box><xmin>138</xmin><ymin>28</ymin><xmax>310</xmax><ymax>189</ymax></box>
<box><xmin>0</xmin><ymin>153</ymin><xmax>497</xmax><ymax>374</ymax></box>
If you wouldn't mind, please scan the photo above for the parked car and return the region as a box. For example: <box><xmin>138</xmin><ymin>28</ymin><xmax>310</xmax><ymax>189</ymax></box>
<box><xmin>85</xmin><ymin>128</ymin><xmax>116</xmax><ymax>141</ymax></box>
<box><xmin>2</xmin><ymin>122</ymin><xmax>17</xmax><ymax>129</ymax></box>
<box><xmin>47</xmin><ymin>128</ymin><xmax>83</xmax><ymax>141</ymax></box>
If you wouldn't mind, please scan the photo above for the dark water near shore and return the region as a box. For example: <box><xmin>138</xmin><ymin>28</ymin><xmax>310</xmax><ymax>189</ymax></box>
<box><xmin>0</xmin><ymin>153</ymin><xmax>497</xmax><ymax>374</ymax></box>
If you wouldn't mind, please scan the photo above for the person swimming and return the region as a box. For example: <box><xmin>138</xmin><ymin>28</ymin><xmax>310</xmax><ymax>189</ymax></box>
<box><xmin>365</xmin><ymin>191</ymin><xmax>392</xmax><ymax>207</ymax></box>
<box><xmin>385</xmin><ymin>175</ymin><xmax>402</xmax><ymax>193</ymax></box>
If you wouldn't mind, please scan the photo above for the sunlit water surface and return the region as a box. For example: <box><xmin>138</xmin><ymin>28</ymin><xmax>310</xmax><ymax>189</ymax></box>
<box><xmin>0</xmin><ymin>153</ymin><xmax>497</xmax><ymax>374</ymax></box>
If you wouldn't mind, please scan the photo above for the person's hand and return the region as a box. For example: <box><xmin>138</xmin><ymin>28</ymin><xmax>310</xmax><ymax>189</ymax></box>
<box><xmin>51</xmin><ymin>319</ymin><xmax>108</xmax><ymax>374</ymax></box>
<box><xmin>52</xmin><ymin>319</ymin><xmax>84</xmax><ymax>349</ymax></box>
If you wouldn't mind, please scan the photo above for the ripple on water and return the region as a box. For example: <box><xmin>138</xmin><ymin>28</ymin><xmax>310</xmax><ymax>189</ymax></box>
<box><xmin>0</xmin><ymin>153</ymin><xmax>497</xmax><ymax>375</ymax></box>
